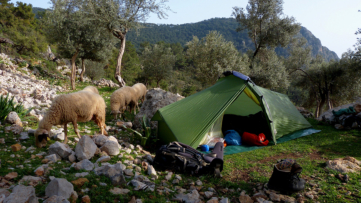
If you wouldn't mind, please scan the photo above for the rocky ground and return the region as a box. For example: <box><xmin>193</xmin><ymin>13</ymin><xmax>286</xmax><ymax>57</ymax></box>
<box><xmin>1</xmin><ymin>53</ymin><xmax>361</xmax><ymax>203</ymax></box>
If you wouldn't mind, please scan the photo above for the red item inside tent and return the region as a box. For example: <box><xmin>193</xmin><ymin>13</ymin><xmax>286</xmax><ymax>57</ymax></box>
<box><xmin>242</xmin><ymin>132</ymin><xmax>269</xmax><ymax>146</ymax></box>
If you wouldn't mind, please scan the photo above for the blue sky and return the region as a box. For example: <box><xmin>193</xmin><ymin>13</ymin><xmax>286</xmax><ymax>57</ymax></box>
<box><xmin>10</xmin><ymin>0</ymin><xmax>361</xmax><ymax>58</ymax></box>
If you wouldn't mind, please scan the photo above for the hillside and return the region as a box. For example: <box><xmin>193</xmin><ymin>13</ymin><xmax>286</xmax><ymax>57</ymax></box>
<box><xmin>127</xmin><ymin>18</ymin><xmax>339</xmax><ymax>61</ymax></box>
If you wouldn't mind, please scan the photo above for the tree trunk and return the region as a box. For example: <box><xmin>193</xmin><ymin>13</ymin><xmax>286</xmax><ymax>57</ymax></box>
<box><xmin>115</xmin><ymin>36</ymin><xmax>126</xmax><ymax>87</ymax></box>
<box><xmin>80</xmin><ymin>58</ymin><xmax>85</xmax><ymax>82</ymax></box>
<box><xmin>315</xmin><ymin>97</ymin><xmax>326</xmax><ymax>118</ymax></box>
<box><xmin>71</xmin><ymin>50</ymin><xmax>79</xmax><ymax>90</ymax></box>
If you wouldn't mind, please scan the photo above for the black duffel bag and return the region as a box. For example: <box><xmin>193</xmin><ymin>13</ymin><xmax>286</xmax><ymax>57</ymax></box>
<box><xmin>153</xmin><ymin>141</ymin><xmax>224</xmax><ymax>178</ymax></box>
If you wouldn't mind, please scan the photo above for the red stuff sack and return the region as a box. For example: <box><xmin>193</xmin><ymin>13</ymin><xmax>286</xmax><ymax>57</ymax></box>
<box><xmin>242</xmin><ymin>132</ymin><xmax>269</xmax><ymax>146</ymax></box>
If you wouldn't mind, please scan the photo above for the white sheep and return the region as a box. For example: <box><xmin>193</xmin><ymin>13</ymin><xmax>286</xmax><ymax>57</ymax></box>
<box><xmin>35</xmin><ymin>90</ymin><xmax>107</xmax><ymax>148</ymax></box>
<box><xmin>82</xmin><ymin>86</ymin><xmax>99</xmax><ymax>94</ymax></box>
<box><xmin>131</xmin><ymin>83</ymin><xmax>147</xmax><ymax>110</ymax></box>
<box><xmin>110</xmin><ymin>86</ymin><xmax>138</xmax><ymax>119</ymax></box>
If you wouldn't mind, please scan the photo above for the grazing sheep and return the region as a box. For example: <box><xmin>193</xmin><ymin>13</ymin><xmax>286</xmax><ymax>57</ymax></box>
<box><xmin>35</xmin><ymin>91</ymin><xmax>107</xmax><ymax>148</ymax></box>
<box><xmin>132</xmin><ymin>83</ymin><xmax>147</xmax><ymax>110</ymax></box>
<box><xmin>110</xmin><ymin>86</ymin><xmax>138</xmax><ymax>119</ymax></box>
<box><xmin>82</xmin><ymin>86</ymin><xmax>99</xmax><ymax>94</ymax></box>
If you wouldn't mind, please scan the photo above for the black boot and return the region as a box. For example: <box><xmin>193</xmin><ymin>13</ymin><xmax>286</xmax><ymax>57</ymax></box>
<box><xmin>268</xmin><ymin>163</ymin><xmax>305</xmax><ymax>193</ymax></box>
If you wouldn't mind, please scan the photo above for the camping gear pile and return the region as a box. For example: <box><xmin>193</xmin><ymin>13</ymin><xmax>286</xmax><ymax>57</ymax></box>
<box><xmin>153</xmin><ymin>141</ymin><xmax>224</xmax><ymax>178</ymax></box>
<box><xmin>332</xmin><ymin>104</ymin><xmax>361</xmax><ymax>130</ymax></box>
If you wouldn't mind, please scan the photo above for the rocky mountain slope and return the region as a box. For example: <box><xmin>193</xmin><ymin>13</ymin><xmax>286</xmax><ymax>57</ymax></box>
<box><xmin>127</xmin><ymin>18</ymin><xmax>339</xmax><ymax>61</ymax></box>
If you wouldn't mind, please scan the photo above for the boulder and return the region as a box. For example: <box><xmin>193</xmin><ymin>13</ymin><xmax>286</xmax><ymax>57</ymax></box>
<box><xmin>5</xmin><ymin>112</ymin><xmax>22</xmax><ymax>127</ymax></box>
<box><xmin>93</xmin><ymin>164</ymin><xmax>126</xmax><ymax>186</ymax></box>
<box><xmin>100</xmin><ymin>140</ymin><xmax>120</xmax><ymax>156</ymax></box>
<box><xmin>19</xmin><ymin>176</ymin><xmax>42</xmax><ymax>186</ymax></box>
<box><xmin>75</xmin><ymin>135</ymin><xmax>97</xmax><ymax>161</ymax></box>
<box><xmin>133</xmin><ymin>88</ymin><xmax>184</xmax><ymax>129</ymax></box>
<box><xmin>43</xmin><ymin>195</ymin><xmax>70</xmax><ymax>203</ymax></box>
<box><xmin>19</xmin><ymin>132</ymin><xmax>29</xmax><ymax>140</ymax></box>
<box><xmin>92</xmin><ymin>135</ymin><xmax>109</xmax><ymax>147</ymax></box>
<box><xmin>48</xmin><ymin>142</ymin><xmax>72</xmax><ymax>159</ymax></box>
<box><xmin>174</xmin><ymin>189</ymin><xmax>201</xmax><ymax>203</ymax></box>
<box><xmin>74</xmin><ymin>159</ymin><xmax>94</xmax><ymax>171</ymax></box>
<box><xmin>326</xmin><ymin>156</ymin><xmax>361</xmax><ymax>173</ymax></box>
<box><xmin>4</xmin><ymin>185</ymin><xmax>38</xmax><ymax>203</ymax></box>
<box><xmin>45</xmin><ymin>178</ymin><xmax>74</xmax><ymax>199</ymax></box>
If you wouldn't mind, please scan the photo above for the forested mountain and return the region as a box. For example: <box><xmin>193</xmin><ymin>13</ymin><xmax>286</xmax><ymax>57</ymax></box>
<box><xmin>127</xmin><ymin>18</ymin><xmax>339</xmax><ymax>61</ymax></box>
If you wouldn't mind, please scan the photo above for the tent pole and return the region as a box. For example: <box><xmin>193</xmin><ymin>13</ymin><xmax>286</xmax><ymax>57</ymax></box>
<box><xmin>248</xmin><ymin>79</ymin><xmax>277</xmax><ymax>144</ymax></box>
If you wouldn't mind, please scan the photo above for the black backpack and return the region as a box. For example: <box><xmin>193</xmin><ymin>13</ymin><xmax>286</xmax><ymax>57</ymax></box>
<box><xmin>153</xmin><ymin>141</ymin><xmax>224</xmax><ymax>178</ymax></box>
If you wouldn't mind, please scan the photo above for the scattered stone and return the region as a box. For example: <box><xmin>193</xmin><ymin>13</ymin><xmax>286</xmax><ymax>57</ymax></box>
<box><xmin>100</xmin><ymin>140</ymin><xmax>120</xmax><ymax>156</ymax></box>
<box><xmin>269</xmin><ymin>192</ymin><xmax>280</xmax><ymax>202</ymax></box>
<box><xmin>204</xmin><ymin>191</ymin><xmax>213</xmax><ymax>199</ymax></box>
<box><xmin>69</xmin><ymin>191</ymin><xmax>78</xmax><ymax>203</ymax></box>
<box><xmin>48</xmin><ymin>142</ymin><xmax>73</xmax><ymax>159</ymax></box>
<box><xmin>19</xmin><ymin>176</ymin><xmax>42</xmax><ymax>186</ymax></box>
<box><xmin>174</xmin><ymin>189</ymin><xmax>200</xmax><ymax>203</ymax></box>
<box><xmin>19</xmin><ymin>132</ymin><xmax>29</xmax><ymax>140</ymax></box>
<box><xmin>54</xmin><ymin>133</ymin><xmax>65</xmax><ymax>141</ymax></box>
<box><xmin>0</xmin><ymin>138</ymin><xmax>4</xmax><ymax>144</ymax></box>
<box><xmin>45</xmin><ymin>178</ymin><xmax>74</xmax><ymax>199</ymax></box>
<box><xmin>130</xmin><ymin>180</ymin><xmax>147</xmax><ymax>190</ymax></box>
<box><xmin>11</xmin><ymin>144</ymin><xmax>21</xmax><ymax>152</ymax></box>
<box><xmin>81</xmin><ymin>195</ymin><xmax>90</xmax><ymax>203</ymax></box>
<box><xmin>34</xmin><ymin>166</ymin><xmax>45</xmax><ymax>176</ymax></box>
<box><xmin>4</xmin><ymin>172</ymin><xmax>18</xmax><ymax>180</ymax></box>
<box><xmin>239</xmin><ymin>195</ymin><xmax>253</xmax><ymax>203</ymax></box>
<box><xmin>124</xmin><ymin>169</ymin><xmax>134</xmax><ymax>176</ymax></box>
<box><xmin>43</xmin><ymin>195</ymin><xmax>70</xmax><ymax>203</ymax></box>
<box><xmin>68</xmin><ymin>153</ymin><xmax>76</xmax><ymax>163</ymax></box>
<box><xmin>75</xmin><ymin>135</ymin><xmax>97</xmax><ymax>161</ymax></box>
<box><xmin>92</xmin><ymin>135</ymin><xmax>109</xmax><ymax>147</ymax></box>
<box><xmin>74</xmin><ymin>159</ymin><xmax>94</xmax><ymax>171</ymax></box>
<box><xmin>219</xmin><ymin>197</ymin><xmax>229</xmax><ymax>203</ymax></box>
<box><xmin>196</xmin><ymin>180</ymin><xmax>203</xmax><ymax>186</ymax></box>
<box><xmin>3</xmin><ymin>185</ymin><xmax>37</xmax><ymax>203</ymax></box>
<box><xmin>326</xmin><ymin>156</ymin><xmax>361</xmax><ymax>173</ymax></box>
<box><xmin>5</xmin><ymin>112</ymin><xmax>22</xmax><ymax>126</ymax></box>
<box><xmin>44</xmin><ymin>154</ymin><xmax>59</xmax><ymax>163</ymax></box>
<box><xmin>175</xmin><ymin>174</ymin><xmax>182</xmax><ymax>180</ymax></box>
<box><xmin>71</xmin><ymin>178</ymin><xmax>89</xmax><ymax>187</ymax></box>
<box><xmin>94</xmin><ymin>164</ymin><xmax>126</xmax><ymax>186</ymax></box>
<box><xmin>110</xmin><ymin>188</ymin><xmax>130</xmax><ymax>195</ymax></box>
<box><xmin>147</xmin><ymin>165</ymin><xmax>157</xmax><ymax>178</ymax></box>
<box><xmin>96</xmin><ymin>156</ymin><xmax>111</xmax><ymax>163</ymax></box>
<box><xmin>75</xmin><ymin>172</ymin><xmax>89</xmax><ymax>178</ymax></box>
<box><xmin>0</xmin><ymin>189</ymin><xmax>10</xmax><ymax>199</ymax></box>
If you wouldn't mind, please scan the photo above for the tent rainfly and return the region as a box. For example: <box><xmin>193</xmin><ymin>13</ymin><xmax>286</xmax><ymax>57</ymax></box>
<box><xmin>152</xmin><ymin>71</ymin><xmax>313</xmax><ymax>149</ymax></box>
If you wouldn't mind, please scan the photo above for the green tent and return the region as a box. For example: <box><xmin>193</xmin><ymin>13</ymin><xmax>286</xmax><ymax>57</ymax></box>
<box><xmin>152</xmin><ymin>72</ymin><xmax>315</xmax><ymax>150</ymax></box>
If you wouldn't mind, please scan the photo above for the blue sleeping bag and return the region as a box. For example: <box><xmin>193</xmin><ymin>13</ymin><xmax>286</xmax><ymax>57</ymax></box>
<box><xmin>224</xmin><ymin>130</ymin><xmax>242</xmax><ymax>145</ymax></box>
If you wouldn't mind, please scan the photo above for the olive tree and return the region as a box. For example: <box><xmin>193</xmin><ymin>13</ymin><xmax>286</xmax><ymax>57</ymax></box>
<box><xmin>83</xmin><ymin>0</ymin><xmax>170</xmax><ymax>86</ymax></box>
<box><xmin>232</xmin><ymin>0</ymin><xmax>300</xmax><ymax>67</ymax></box>
<box><xmin>45</xmin><ymin>0</ymin><xmax>114</xmax><ymax>89</ymax></box>
<box><xmin>141</xmin><ymin>43</ymin><xmax>176</xmax><ymax>87</ymax></box>
<box><xmin>186</xmin><ymin>31</ymin><xmax>247</xmax><ymax>87</ymax></box>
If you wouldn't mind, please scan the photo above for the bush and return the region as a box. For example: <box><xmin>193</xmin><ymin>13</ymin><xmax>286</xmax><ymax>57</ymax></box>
<box><xmin>84</xmin><ymin>61</ymin><xmax>105</xmax><ymax>81</ymax></box>
<box><xmin>0</xmin><ymin>94</ymin><xmax>31</xmax><ymax>121</ymax></box>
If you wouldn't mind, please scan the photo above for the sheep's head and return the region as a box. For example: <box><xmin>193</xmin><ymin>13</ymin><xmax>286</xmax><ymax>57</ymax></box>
<box><xmin>35</xmin><ymin>129</ymin><xmax>49</xmax><ymax>148</ymax></box>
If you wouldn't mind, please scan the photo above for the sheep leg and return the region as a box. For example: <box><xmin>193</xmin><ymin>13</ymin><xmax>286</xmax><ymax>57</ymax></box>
<box><xmin>63</xmin><ymin>123</ymin><xmax>68</xmax><ymax>144</ymax></box>
<box><xmin>94</xmin><ymin>116</ymin><xmax>108</xmax><ymax>136</ymax></box>
<box><xmin>72</xmin><ymin>121</ymin><xmax>81</xmax><ymax>138</ymax></box>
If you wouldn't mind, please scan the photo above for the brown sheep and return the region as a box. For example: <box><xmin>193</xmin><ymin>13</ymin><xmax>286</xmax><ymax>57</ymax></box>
<box><xmin>82</xmin><ymin>86</ymin><xmax>99</xmax><ymax>94</ymax></box>
<box><xmin>35</xmin><ymin>91</ymin><xmax>107</xmax><ymax>148</ymax></box>
<box><xmin>110</xmin><ymin>86</ymin><xmax>138</xmax><ymax>119</ymax></box>
<box><xmin>131</xmin><ymin>83</ymin><xmax>147</xmax><ymax>110</ymax></box>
